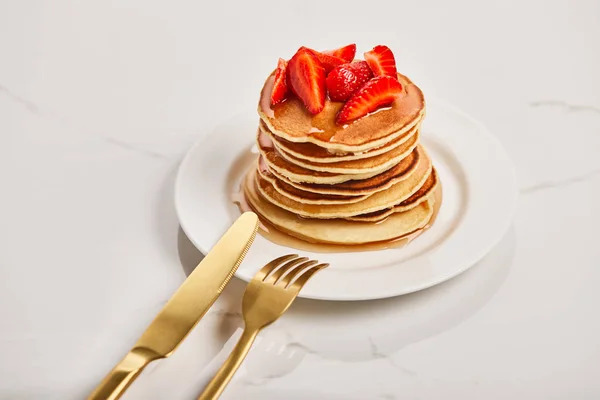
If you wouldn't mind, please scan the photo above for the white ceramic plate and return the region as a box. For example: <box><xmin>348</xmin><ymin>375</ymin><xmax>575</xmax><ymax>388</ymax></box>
<box><xmin>175</xmin><ymin>99</ymin><xmax>517</xmax><ymax>301</ymax></box>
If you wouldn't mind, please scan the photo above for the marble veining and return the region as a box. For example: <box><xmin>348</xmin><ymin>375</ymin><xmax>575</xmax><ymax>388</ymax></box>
<box><xmin>208</xmin><ymin>309</ymin><xmax>243</xmax><ymax>320</ymax></box>
<box><xmin>0</xmin><ymin>84</ymin><xmax>41</xmax><ymax>114</ymax></box>
<box><xmin>102</xmin><ymin>137</ymin><xmax>171</xmax><ymax>161</ymax></box>
<box><xmin>1</xmin><ymin>1</ymin><xmax>599</xmax><ymax>399</ymax></box>
<box><xmin>520</xmin><ymin>167</ymin><xmax>600</xmax><ymax>195</ymax></box>
<box><xmin>368</xmin><ymin>337</ymin><xmax>418</xmax><ymax>376</ymax></box>
<box><xmin>0</xmin><ymin>84</ymin><xmax>173</xmax><ymax>162</ymax></box>
<box><xmin>529</xmin><ymin>100</ymin><xmax>600</xmax><ymax>115</ymax></box>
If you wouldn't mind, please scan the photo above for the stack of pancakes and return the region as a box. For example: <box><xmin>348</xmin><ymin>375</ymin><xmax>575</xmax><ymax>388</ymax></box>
<box><xmin>242</xmin><ymin>72</ymin><xmax>441</xmax><ymax>245</ymax></box>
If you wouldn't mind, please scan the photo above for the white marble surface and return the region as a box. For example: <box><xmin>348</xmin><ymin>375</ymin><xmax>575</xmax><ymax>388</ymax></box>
<box><xmin>1</xmin><ymin>0</ymin><xmax>599</xmax><ymax>399</ymax></box>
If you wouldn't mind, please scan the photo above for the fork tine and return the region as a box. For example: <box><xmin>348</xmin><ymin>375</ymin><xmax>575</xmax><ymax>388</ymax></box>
<box><xmin>277</xmin><ymin>259</ymin><xmax>319</xmax><ymax>287</ymax></box>
<box><xmin>264</xmin><ymin>257</ymin><xmax>309</xmax><ymax>284</ymax></box>
<box><xmin>287</xmin><ymin>263</ymin><xmax>329</xmax><ymax>290</ymax></box>
<box><xmin>253</xmin><ymin>254</ymin><xmax>298</xmax><ymax>281</ymax></box>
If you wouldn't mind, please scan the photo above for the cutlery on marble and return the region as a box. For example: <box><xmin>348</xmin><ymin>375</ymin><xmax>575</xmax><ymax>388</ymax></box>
<box><xmin>88</xmin><ymin>212</ymin><xmax>259</xmax><ymax>400</ymax></box>
<box><xmin>197</xmin><ymin>254</ymin><xmax>328</xmax><ymax>400</ymax></box>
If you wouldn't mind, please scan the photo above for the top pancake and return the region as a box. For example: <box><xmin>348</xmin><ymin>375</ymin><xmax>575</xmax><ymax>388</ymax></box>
<box><xmin>258</xmin><ymin>72</ymin><xmax>426</xmax><ymax>153</ymax></box>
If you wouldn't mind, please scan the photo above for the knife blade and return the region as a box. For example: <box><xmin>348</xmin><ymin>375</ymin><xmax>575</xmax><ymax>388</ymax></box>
<box><xmin>88</xmin><ymin>211</ymin><xmax>259</xmax><ymax>400</ymax></box>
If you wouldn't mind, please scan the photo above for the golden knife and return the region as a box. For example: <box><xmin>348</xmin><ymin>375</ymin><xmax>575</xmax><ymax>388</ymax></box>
<box><xmin>88</xmin><ymin>212</ymin><xmax>259</xmax><ymax>400</ymax></box>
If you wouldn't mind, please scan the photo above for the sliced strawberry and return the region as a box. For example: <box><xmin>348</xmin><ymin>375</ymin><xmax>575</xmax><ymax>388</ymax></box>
<box><xmin>326</xmin><ymin>61</ymin><xmax>373</xmax><ymax>102</ymax></box>
<box><xmin>364</xmin><ymin>45</ymin><xmax>397</xmax><ymax>77</ymax></box>
<box><xmin>323</xmin><ymin>43</ymin><xmax>356</xmax><ymax>63</ymax></box>
<box><xmin>287</xmin><ymin>47</ymin><xmax>326</xmax><ymax>114</ymax></box>
<box><xmin>336</xmin><ymin>75</ymin><xmax>403</xmax><ymax>124</ymax></box>
<box><xmin>303</xmin><ymin>47</ymin><xmax>345</xmax><ymax>73</ymax></box>
<box><xmin>271</xmin><ymin>58</ymin><xmax>288</xmax><ymax>105</ymax></box>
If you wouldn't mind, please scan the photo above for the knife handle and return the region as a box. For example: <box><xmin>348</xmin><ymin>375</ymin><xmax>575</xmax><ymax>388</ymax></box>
<box><xmin>88</xmin><ymin>347</ymin><xmax>162</xmax><ymax>400</ymax></box>
<box><xmin>197</xmin><ymin>327</ymin><xmax>260</xmax><ymax>400</ymax></box>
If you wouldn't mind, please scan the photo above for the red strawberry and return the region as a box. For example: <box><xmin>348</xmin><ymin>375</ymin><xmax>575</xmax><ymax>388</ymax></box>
<box><xmin>304</xmin><ymin>47</ymin><xmax>345</xmax><ymax>73</ymax></box>
<box><xmin>287</xmin><ymin>47</ymin><xmax>326</xmax><ymax>115</ymax></box>
<box><xmin>271</xmin><ymin>58</ymin><xmax>288</xmax><ymax>105</ymax></box>
<box><xmin>336</xmin><ymin>75</ymin><xmax>403</xmax><ymax>124</ymax></box>
<box><xmin>364</xmin><ymin>45</ymin><xmax>397</xmax><ymax>77</ymax></box>
<box><xmin>323</xmin><ymin>43</ymin><xmax>356</xmax><ymax>62</ymax></box>
<box><xmin>326</xmin><ymin>61</ymin><xmax>374</xmax><ymax>102</ymax></box>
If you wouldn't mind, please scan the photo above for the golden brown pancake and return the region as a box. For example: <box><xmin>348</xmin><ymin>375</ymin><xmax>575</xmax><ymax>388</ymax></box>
<box><xmin>259</xmin><ymin>118</ymin><xmax>421</xmax><ymax>163</ymax></box>
<box><xmin>272</xmin><ymin>129</ymin><xmax>419</xmax><ymax>175</ymax></box>
<box><xmin>269</xmin><ymin>147</ymin><xmax>420</xmax><ymax>196</ymax></box>
<box><xmin>258</xmin><ymin>73</ymin><xmax>425</xmax><ymax>153</ymax></box>
<box><xmin>346</xmin><ymin>168</ymin><xmax>439</xmax><ymax>222</ymax></box>
<box><xmin>258</xmin><ymin>128</ymin><xmax>419</xmax><ymax>183</ymax></box>
<box><xmin>256</xmin><ymin>158</ymin><xmax>370</xmax><ymax>205</ymax></box>
<box><xmin>256</xmin><ymin>148</ymin><xmax>432</xmax><ymax>219</ymax></box>
<box><xmin>244</xmin><ymin>168</ymin><xmax>434</xmax><ymax>245</ymax></box>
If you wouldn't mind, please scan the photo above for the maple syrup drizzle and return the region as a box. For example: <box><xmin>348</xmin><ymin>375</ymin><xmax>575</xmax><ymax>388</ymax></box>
<box><xmin>259</xmin><ymin>74</ymin><xmax>422</xmax><ymax>146</ymax></box>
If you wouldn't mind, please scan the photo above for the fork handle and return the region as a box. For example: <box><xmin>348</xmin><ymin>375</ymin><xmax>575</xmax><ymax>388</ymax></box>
<box><xmin>197</xmin><ymin>327</ymin><xmax>260</xmax><ymax>400</ymax></box>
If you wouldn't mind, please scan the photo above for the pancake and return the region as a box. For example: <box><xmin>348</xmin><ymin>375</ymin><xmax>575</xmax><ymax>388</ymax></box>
<box><xmin>256</xmin><ymin>157</ymin><xmax>370</xmax><ymax>206</ymax></box>
<box><xmin>258</xmin><ymin>129</ymin><xmax>419</xmax><ymax>184</ymax></box>
<box><xmin>260</xmin><ymin>133</ymin><xmax>391</xmax><ymax>184</ymax></box>
<box><xmin>346</xmin><ymin>168</ymin><xmax>439</xmax><ymax>222</ymax></box>
<box><xmin>240</xmin><ymin>59</ymin><xmax>442</xmax><ymax>249</ymax></box>
<box><xmin>271</xmin><ymin>128</ymin><xmax>420</xmax><ymax>175</ymax></box>
<box><xmin>258</xmin><ymin>72</ymin><xmax>426</xmax><ymax>153</ymax></box>
<box><xmin>272</xmin><ymin>131</ymin><xmax>419</xmax><ymax>175</ymax></box>
<box><xmin>244</xmin><ymin>168</ymin><xmax>435</xmax><ymax>245</ymax></box>
<box><xmin>256</xmin><ymin>147</ymin><xmax>433</xmax><ymax>219</ymax></box>
<box><xmin>259</xmin><ymin>118</ymin><xmax>422</xmax><ymax>163</ymax></box>
<box><xmin>270</xmin><ymin>147</ymin><xmax>420</xmax><ymax>196</ymax></box>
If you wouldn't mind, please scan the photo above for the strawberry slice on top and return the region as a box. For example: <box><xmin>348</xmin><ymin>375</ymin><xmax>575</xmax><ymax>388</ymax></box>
<box><xmin>287</xmin><ymin>47</ymin><xmax>326</xmax><ymax>115</ymax></box>
<box><xmin>336</xmin><ymin>75</ymin><xmax>403</xmax><ymax>124</ymax></box>
<box><xmin>271</xmin><ymin>58</ymin><xmax>288</xmax><ymax>105</ymax></box>
<box><xmin>364</xmin><ymin>45</ymin><xmax>397</xmax><ymax>77</ymax></box>
<box><xmin>326</xmin><ymin>61</ymin><xmax>373</xmax><ymax>102</ymax></box>
<box><xmin>304</xmin><ymin>47</ymin><xmax>345</xmax><ymax>73</ymax></box>
<box><xmin>323</xmin><ymin>43</ymin><xmax>356</xmax><ymax>63</ymax></box>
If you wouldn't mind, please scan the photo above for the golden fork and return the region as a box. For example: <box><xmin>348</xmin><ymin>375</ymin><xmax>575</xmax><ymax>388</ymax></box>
<box><xmin>197</xmin><ymin>254</ymin><xmax>328</xmax><ymax>400</ymax></box>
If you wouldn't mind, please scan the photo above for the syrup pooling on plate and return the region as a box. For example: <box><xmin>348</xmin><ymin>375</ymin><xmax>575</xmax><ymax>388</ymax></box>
<box><xmin>242</xmin><ymin>43</ymin><xmax>441</xmax><ymax>250</ymax></box>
